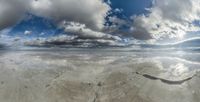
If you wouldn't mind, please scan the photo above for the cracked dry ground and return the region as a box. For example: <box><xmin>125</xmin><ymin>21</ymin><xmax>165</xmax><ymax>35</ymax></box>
<box><xmin>0</xmin><ymin>50</ymin><xmax>200</xmax><ymax>102</ymax></box>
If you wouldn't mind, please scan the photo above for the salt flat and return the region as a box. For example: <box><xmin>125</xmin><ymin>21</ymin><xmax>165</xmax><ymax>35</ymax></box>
<box><xmin>0</xmin><ymin>49</ymin><xmax>200</xmax><ymax>102</ymax></box>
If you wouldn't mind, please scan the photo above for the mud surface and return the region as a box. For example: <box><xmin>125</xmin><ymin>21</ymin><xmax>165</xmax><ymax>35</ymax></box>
<box><xmin>0</xmin><ymin>50</ymin><xmax>200</xmax><ymax>102</ymax></box>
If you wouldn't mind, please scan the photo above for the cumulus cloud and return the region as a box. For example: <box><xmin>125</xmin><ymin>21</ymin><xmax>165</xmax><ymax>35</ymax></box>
<box><xmin>24</xmin><ymin>30</ymin><xmax>32</xmax><ymax>35</ymax></box>
<box><xmin>0</xmin><ymin>0</ymin><xmax>120</xmax><ymax>47</ymax></box>
<box><xmin>24</xmin><ymin>22</ymin><xmax>124</xmax><ymax>47</ymax></box>
<box><xmin>0</xmin><ymin>0</ymin><xmax>110</xmax><ymax>31</ymax></box>
<box><xmin>132</xmin><ymin>0</ymin><xmax>200</xmax><ymax>40</ymax></box>
<box><xmin>0</xmin><ymin>0</ymin><xmax>118</xmax><ymax>47</ymax></box>
<box><xmin>108</xmin><ymin>16</ymin><xmax>126</xmax><ymax>27</ymax></box>
<box><xmin>2</xmin><ymin>0</ymin><xmax>200</xmax><ymax>44</ymax></box>
<box><xmin>30</xmin><ymin>0</ymin><xmax>110</xmax><ymax>30</ymax></box>
<box><xmin>61</xmin><ymin>21</ymin><xmax>122</xmax><ymax>41</ymax></box>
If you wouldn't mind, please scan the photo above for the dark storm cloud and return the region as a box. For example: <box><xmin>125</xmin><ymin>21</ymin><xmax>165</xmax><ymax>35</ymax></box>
<box><xmin>0</xmin><ymin>0</ymin><xmax>29</xmax><ymax>30</ymax></box>
<box><xmin>24</xmin><ymin>35</ymin><xmax>125</xmax><ymax>47</ymax></box>
<box><xmin>0</xmin><ymin>44</ymin><xmax>5</xmax><ymax>48</ymax></box>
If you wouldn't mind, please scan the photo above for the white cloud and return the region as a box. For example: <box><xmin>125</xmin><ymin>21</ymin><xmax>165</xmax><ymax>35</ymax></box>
<box><xmin>0</xmin><ymin>0</ymin><xmax>123</xmax><ymax>47</ymax></box>
<box><xmin>30</xmin><ymin>0</ymin><xmax>110</xmax><ymax>30</ymax></box>
<box><xmin>114</xmin><ymin>8</ymin><xmax>123</xmax><ymax>13</ymax></box>
<box><xmin>24</xmin><ymin>21</ymin><xmax>124</xmax><ymax>47</ymax></box>
<box><xmin>132</xmin><ymin>0</ymin><xmax>200</xmax><ymax>40</ymax></box>
<box><xmin>0</xmin><ymin>0</ymin><xmax>110</xmax><ymax>31</ymax></box>
<box><xmin>61</xmin><ymin>21</ymin><xmax>122</xmax><ymax>41</ymax></box>
<box><xmin>24</xmin><ymin>30</ymin><xmax>32</xmax><ymax>35</ymax></box>
<box><xmin>109</xmin><ymin>16</ymin><xmax>126</xmax><ymax>27</ymax></box>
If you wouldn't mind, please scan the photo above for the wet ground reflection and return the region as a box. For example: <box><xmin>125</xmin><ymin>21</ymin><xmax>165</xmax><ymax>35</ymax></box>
<box><xmin>0</xmin><ymin>49</ymin><xmax>200</xmax><ymax>102</ymax></box>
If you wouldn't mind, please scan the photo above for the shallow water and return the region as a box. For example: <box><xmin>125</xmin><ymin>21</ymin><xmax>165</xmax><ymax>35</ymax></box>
<box><xmin>0</xmin><ymin>48</ymin><xmax>200</xmax><ymax>102</ymax></box>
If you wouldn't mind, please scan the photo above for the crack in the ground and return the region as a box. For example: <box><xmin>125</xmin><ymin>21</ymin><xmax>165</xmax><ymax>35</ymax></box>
<box><xmin>134</xmin><ymin>72</ymin><xmax>198</xmax><ymax>85</ymax></box>
<box><xmin>92</xmin><ymin>82</ymin><xmax>102</xmax><ymax>102</ymax></box>
<box><xmin>93</xmin><ymin>92</ymin><xmax>98</xmax><ymax>102</ymax></box>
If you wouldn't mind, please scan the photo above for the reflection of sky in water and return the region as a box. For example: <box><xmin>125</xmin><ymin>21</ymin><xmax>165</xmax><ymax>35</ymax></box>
<box><xmin>1</xmin><ymin>49</ymin><xmax>200</xmax><ymax>102</ymax></box>
<box><xmin>169</xmin><ymin>63</ymin><xmax>189</xmax><ymax>76</ymax></box>
<box><xmin>1</xmin><ymin>49</ymin><xmax>200</xmax><ymax>81</ymax></box>
<box><xmin>160</xmin><ymin>63</ymin><xmax>191</xmax><ymax>80</ymax></box>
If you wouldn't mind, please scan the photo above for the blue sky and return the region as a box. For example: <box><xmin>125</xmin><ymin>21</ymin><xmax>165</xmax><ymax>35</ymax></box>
<box><xmin>9</xmin><ymin>14</ymin><xmax>63</xmax><ymax>38</ymax></box>
<box><xmin>109</xmin><ymin>0</ymin><xmax>152</xmax><ymax>17</ymax></box>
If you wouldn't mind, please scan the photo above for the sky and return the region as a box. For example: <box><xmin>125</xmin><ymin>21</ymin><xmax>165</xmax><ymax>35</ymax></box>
<box><xmin>1</xmin><ymin>0</ymin><xmax>200</xmax><ymax>47</ymax></box>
